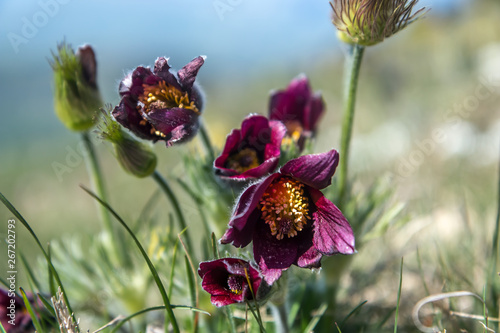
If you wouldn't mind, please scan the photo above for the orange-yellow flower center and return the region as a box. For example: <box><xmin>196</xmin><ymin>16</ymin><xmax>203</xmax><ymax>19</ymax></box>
<box><xmin>227</xmin><ymin>274</ymin><xmax>244</xmax><ymax>295</ymax></box>
<box><xmin>225</xmin><ymin>148</ymin><xmax>261</xmax><ymax>173</ymax></box>
<box><xmin>282</xmin><ymin>120</ymin><xmax>304</xmax><ymax>146</ymax></box>
<box><xmin>138</xmin><ymin>81</ymin><xmax>199</xmax><ymax>138</ymax></box>
<box><xmin>259</xmin><ymin>177</ymin><xmax>310</xmax><ymax>240</ymax></box>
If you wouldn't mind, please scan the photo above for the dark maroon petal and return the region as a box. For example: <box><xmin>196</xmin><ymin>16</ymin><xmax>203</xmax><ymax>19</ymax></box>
<box><xmin>240</xmin><ymin>114</ymin><xmax>270</xmax><ymax>143</ymax></box>
<box><xmin>296</xmin><ymin>246</ymin><xmax>322</xmax><ymax>268</ymax></box>
<box><xmin>257</xmin><ymin>258</ymin><xmax>284</xmax><ymax>285</ymax></box>
<box><xmin>214</xmin><ymin>128</ymin><xmax>244</xmax><ymax>177</ymax></box>
<box><xmin>112</xmin><ymin>99</ymin><xmax>158</xmax><ymax>141</ymax></box>
<box><xmin>153</xmin><ymin>57</ymin><xmax>183</xmax><ymax>91</ymax></box>
<box><xmin>269</xmin><ymin>75</ymin><xmax>311</xmax><ymax>123</ymax></box>
<box><xmin>309</xmin><ymin>189</ymin><xmax>355</xmax><ymax>255</ymax></box>
<box><xmin>177</xmin><ymin>56</ymin><xmax>205</xmax><ymax>91</ymax></box>
<box><xmin>145</xmin><ymin>107</ymin><xmax>199</xmax><ymax>144</ymax></box>
<box><xmin>253</xmin><ymin>221</ymin><xmax>299</xmax><ymax>271</ymax></box>
<box><xmin>220</xmin><ymin>174</ymin><xmax>279</xmax><ymax>246</ymax></box>
<box><xmin>280</xmin><ymin>149</ymin><xmax>339</xmax><ymax>190</ymax></box>
<box><xmin>76</xmin><ymin>44</ymin><xmax>97</xmax><ymax>88</ymax></box>
<box><xmin>303</xmin><ymin>93</ymin><xmax>324</xmax><ymax>132</ymax></box>
<box><xmin>120</xmin><ymin>67</ymin><xmax>155</xmax><ymax>98</ymax></box>
<box><xmin>264</xmin><ymin>120</ymin><xmax>287</xmax><ymax>159</ymax></box>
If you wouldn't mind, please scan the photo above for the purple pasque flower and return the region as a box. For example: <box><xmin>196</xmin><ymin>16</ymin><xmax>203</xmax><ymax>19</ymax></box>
<box><xmin>112</xmin><ymin>56</ymin><xmax>205</xmax><ymax>146</ymax></box>
<box><xmin>269</xmin><ymin>75</ymin><xmax>324</xmax><ymax>149</ymax></box>
<box><xmin>198</xmin><ymin>258</ymin><xmax>262</xmax><ymax>307</ymax></box>
<box><xmin>214</xmin><ymin>114</ymin><xmax>286</xmax><ymax>180</ymax></box>
<box><xmin>220</xmin><ymin>149</ymin><xmax>355</xmax><ymax>284</ymax></box>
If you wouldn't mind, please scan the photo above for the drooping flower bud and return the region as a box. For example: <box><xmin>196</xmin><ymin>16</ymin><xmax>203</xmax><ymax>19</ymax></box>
<box><xmin>330</xmin><ymin>0</ymin><xmax>427</xmax><ymax>46</ymax></box>
<box><xmin>98</xmin><ymin>109</ymin><xmax>157</xmax><ymax>178</ymax></box>
<box><xmin>51</xmin><ymin>43</ymin><xmax>103</xmax><ymax>131</ymax></box>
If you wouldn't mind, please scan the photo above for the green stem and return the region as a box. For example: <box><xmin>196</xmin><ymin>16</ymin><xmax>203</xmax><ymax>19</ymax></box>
<box><xmin>152</xmin><ymin>170</ymin><xmax>193</xmax><ymax>253</ymax></box>
<box><xmin>81</xmin><ymin>132</ymin><xmax>130</xmax><ymax>266</ymax></box>
<box><xmin>199</xmin><ymin>121</ymin><xmax>215</xmax><ymax>161</ymax></box>
<box><xmin>338</xmin><ymin>44</ymin><xmax>365</xmax><ymax>208</ymax></box>
<box><xmin>81</xmin><ymin>132</ymin><xmax>112</xmax><ymax>231</ymax></box>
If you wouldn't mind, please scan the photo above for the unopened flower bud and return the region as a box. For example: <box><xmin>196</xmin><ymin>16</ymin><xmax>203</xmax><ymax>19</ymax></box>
<box><xmin>51</xmin><ymin>43</ymin><xmax>102</xmax><ymax>131</ymax></box>
<box><xmin>330</xmin><ymin>0</ymin><xmax>427</xmax><ymax>46</ymax></box>
<box><xmin>98</xmin><ymin>109</ymin><xmax>157</xmax><ymax>178</ymax></box>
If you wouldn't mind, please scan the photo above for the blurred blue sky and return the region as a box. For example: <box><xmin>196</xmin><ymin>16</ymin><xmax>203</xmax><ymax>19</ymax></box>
<box><xmin>0</xmin><ymin>0</ymin><xmax>467</xmax><ymax>149</ymax></box>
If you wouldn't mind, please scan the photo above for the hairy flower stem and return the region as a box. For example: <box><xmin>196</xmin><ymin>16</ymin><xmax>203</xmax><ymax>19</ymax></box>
<box><xmin>81</xmin><ymin>132</ymin><xmax>129</xmax><ymax>265</ymax></box>
<box><xmin>152</xmin><ymin>170</ymin><xmax>193</xmax><ymax>253</ymax></box>
<box><xmin>338</xmin><ymin>44</ymin><xmax>365</xmax><ymax>208</ymax></box>
<box><xmin>199</xmin><ymin>121</ymin><xmax>215</xmax><ymax>161</ymax></box>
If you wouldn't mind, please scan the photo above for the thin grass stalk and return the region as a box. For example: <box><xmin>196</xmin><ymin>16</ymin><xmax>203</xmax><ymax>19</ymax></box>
<box><xmin>152</xmin><ymin>170</ymin><xmax>193</xmax><ymax>254</ymax></box>
<box><xmin>0</xmin><ymin>192</ymin><xmax>79</xmax><ymax>332</ymax></box>
<box><xmin>80</xmin><ymin>186</ymin><xmax>180</xmax><ymax>333</ymax></box>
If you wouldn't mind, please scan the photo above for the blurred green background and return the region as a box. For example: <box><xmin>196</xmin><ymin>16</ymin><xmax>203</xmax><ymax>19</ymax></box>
<box><xmin>0</xmin><ymin>0</ymin><xmax>499</xmax><ymax>329</ymax></box>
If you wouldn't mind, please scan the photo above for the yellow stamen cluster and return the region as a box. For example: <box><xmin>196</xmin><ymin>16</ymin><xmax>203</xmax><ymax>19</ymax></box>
<box><xmin>282</xmin><ymin>120</ymin><xmax>304</xmax><ymax>147</ymax></box>
<box><xmin>260</xmin><ymin>177</ymin><xmax>310</xmax><ymax>240</ymax></box>
<box><xmin>138</xmin><ymin>80</ymin><xmax>199</xmax><ymax>138</ymax></box>
<box><xmin>227</xmin><ymin>275</ymin><xmax>244</xmax><ymax>295</ymax></box>
<box><xmin>226</xmin><ymin>148</ymin><xmax>261</xmax><ymax>173</ymax></box>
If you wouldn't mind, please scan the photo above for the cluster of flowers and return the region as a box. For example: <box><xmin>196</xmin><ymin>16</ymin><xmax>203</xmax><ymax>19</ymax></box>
<box><xmin>109</xmin><ymin>55</ymin><xmax>355</xmax><ymax>306</ymax></box>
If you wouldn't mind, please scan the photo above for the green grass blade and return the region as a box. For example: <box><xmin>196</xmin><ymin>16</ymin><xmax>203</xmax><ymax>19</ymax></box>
<box><xmin>110</xmin><ymin>305</ymin><xmax>210</xmax><ymax>333</ymax></box>
<box><xmin>303</xmin><ymin>302</ymin><xmax>327</xmax><ymax>333</ymax></box>
<box><xmin>168</xmin><ymin>237</ymin><xmax>180</xmax><ymax>298</ymax></box>
<box><xmin>80</xmin><ymin>186</ymin><xmax>180</xmax><ymax>333</ymax></box>
<box><xmin>37</xmin><ymin>293</ymin><xmax>56</xmax><ymax>317</ymax></box>
<box><xmin>394</xmin><ymin>258</ymin><xmax>404</xmax><ymax>333</ymax></box>
<box><xmin>338</xmin><ymin>300</ymin><xmax>368</xmax><ymax>328</ymax></box>
<box><xmin>20</xmin><ymin>254</ymin><xmax>42</xmax><ymax>292</ymax></box>
<box><xmin>20</xmin><ymin>288</ymin><xmax>43</xmax><ymax>333</ymax></box>
<box><xmin>0</xmin><ymin>192</ymin><xmax>78</xmax><ymax>331</ymax></box>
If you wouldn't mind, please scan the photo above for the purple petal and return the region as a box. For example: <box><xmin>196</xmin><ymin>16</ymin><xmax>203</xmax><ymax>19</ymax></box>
<box><xmin>112</xmin><ymin>99</ymin><xmax>158</xmax><ymax>141</ymax></box>
<box><xmin>253</xmin><ymin>221</ymin><xmax>299</xmax><ymax>270</ymax></box>
<box><xmin>258</xmin><ymin>258</ymin><xmax>284</xmax><ymax>285</ymax></box>
<box><xmin>309</xmin><ymin>189</ymin><xmax>355</xmax><ymax>255</ymax></box>
<box><xmin>269</xmin><ymin>75</ymin><xmax>311</xmax><ymax>123</ymax></box>
<box><xmin>214</xmin><ymin>128</ymin><xmax>244</xmax><ymax>177</ymax></box>
<box><xmin>303</xmin><ymin>93</ymin><xmax>324</xmax><ymax>132</ymax></box>
<box><xmin>240</xmin><ymin>114</ymin><xmax>270</xmax><ymax>143</ymax></box>
<box><xmin>145</xmin><ymin>107</ymin><xmax>199</xmax><ymax>143</ymax></box>
<box><xmin>177</xmin><ymin>56</ymin><xmax>205</xmax><ymax>91</ymax></box>
<box><xmin>220</xmin><ymin>174</ymin><xmax>279</xmax><ymax>247</ymax></box>
<box><xmin>280</xmin><ymin>149</ymin><xmax>339</xmax><ymax>190</ymax></box>
<box><xmin>296</xmin><ymin>247</ymin><xmax>322</xmax><ymax>268</ymax></box>
<box><xmin>153</xmin><ymin>57</ymin><xmax>183</xmax><ymax>91</ymax></box>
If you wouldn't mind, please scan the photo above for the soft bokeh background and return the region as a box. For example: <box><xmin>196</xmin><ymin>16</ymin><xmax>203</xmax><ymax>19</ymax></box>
<box><xmin>1</xmin><ymin>0</ymin><xmax>499</xmax><ymax>329</ymax></box>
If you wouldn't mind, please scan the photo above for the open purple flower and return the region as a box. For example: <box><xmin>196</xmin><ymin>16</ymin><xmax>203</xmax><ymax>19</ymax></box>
<box><xmin>214</xmin><ymin>114</ymin><xmax>286</xmax><ymax>180</ymax></box>
<box><xmin>198</xmin><ymin>258</ymin><xmax>262</xmax><ymax>307</ymax></box>
<box><xmin>269</xmin><ymin>75</ymin><xmax>324</xmax><ymax>150</ymax></box>
<box><xmin>220</xmin><ymin>149</ymin><xmax>355</xmax><ymax>284</ymax></box>
<box><xmin>112</xmin><ymin>56</ymin><xmax>205</xmax><ymax>146</ymax></box>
